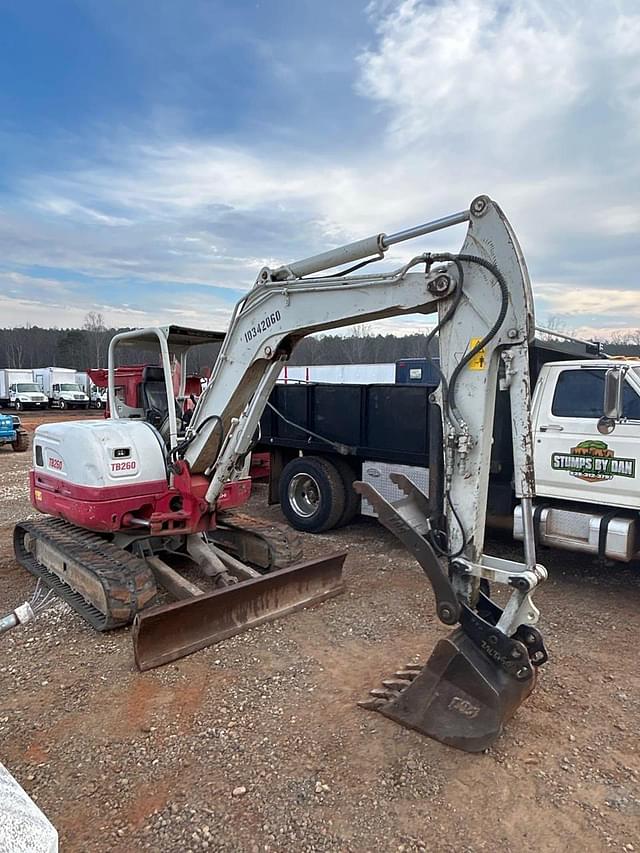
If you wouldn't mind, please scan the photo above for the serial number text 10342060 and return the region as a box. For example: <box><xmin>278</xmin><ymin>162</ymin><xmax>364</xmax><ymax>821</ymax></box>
<box><xmin>243</xmin><ymin>311</ymin><xmax>281</xmax><ymax>343</ymax></box>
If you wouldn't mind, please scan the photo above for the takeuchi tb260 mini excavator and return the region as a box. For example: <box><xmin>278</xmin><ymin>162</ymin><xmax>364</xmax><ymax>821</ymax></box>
<box><xmin>13</xmin><ymin>195</ymin><xmax>548</xmax><ymax>752</ymax></box>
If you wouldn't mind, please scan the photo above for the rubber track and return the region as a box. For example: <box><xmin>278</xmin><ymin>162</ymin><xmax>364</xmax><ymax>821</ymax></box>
<box><xmin>14</xmin><ymin>518</ymin><xmax>157</xmax><ymax>631</ymax></box>
<box><xmin>215</xmin><ymin>512</ymin><xmax>304</xmax><ymax>570</ymax></box>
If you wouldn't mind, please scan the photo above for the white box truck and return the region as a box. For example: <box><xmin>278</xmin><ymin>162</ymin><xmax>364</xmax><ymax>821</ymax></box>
<box><xmin>0</xmin><ymin>369</ymin><xmax>49</xmax><ymax>410</ymax></box>
<box><xmin>33</xmin><ymin>368</ymin><xmax>90</xmax><ymax>410</ymax></box>
<box><xmin>75</xmin><ymin>371</ymin><xmax>107</xmax><ymax>409</ymax></box>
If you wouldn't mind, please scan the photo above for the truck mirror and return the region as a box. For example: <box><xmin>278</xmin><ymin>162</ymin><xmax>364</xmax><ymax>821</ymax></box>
<box><xmin>598</xmin><ymin>367</ymin><xmax>626</xmax><ymax>434</ymax></box>
<box><xmin>603</xmin><ymin>367</ymin><xmax>624</xmax><ymax>418</ymax></box>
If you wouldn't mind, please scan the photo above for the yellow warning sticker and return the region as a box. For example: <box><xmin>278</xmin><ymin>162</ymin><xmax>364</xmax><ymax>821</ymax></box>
<box><xmin>34</xmin><ymin>489</ymin><xmax>42</xmax><ymax>502</ymax></box>
<box><xmin>468</xmin><ymin>338</ymin><xmax>487</xmax><ymax>370</ymax></box>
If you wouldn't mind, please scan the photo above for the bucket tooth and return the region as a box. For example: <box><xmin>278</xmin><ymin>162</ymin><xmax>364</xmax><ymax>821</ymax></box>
<box><xmin>361</xmin><ymin>627</ymin><xmax>536</xmax><ymax>753</ymax></box>
<box><xmin>395</xmin><ymin>668</ymin><xmax>421</xmax><ymax>680</ymax></box>
<box><xmin>369</xmin><ymin>687</ymin><xmax>397</xmax><ymax>699</ymax></box>
<box><xmin>358</xmin><ymin>697</ymin><xmax>387</xmax><ymax>710</ymax></box>
<box><xmin>382</xmin><ymin>678</ymin><xmax>413</xmax><ymax>690</ymax></box>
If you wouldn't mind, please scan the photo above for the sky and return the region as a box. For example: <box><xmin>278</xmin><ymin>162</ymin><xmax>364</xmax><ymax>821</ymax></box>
<box><xmin>0</xmin><ymin>0</ymin><xmax>638</xmax><ymax>340</ymax></box>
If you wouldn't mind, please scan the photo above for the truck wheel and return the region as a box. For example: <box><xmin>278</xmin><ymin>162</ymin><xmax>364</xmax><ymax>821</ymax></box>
<box><xmin>280</xmin><ymin>456</ymin><xmax>346</xmax><ymax>533</ymax></box>
<box><xmin>59</xmin><ymin>399</ymin><xmax>67</xmax><ymax>410</ymax></box>
<box><xmin>95</xmin><ymin>399</ymin><xmax>103</xmax><ymax>409</ymax></box>
<box><xmin>331</xmin><ymin>457</ymin><xmax>361</xmax><ymax>527</ymax></box>
<box><xmin>12</xmin><ymin>432</ymin><xmax>29</xmax><ymax>452</ymax></box>
<box><xmin>15</xmin><ymin>400</ymin><xmax>22</xmax><ymax>412</ymax></box>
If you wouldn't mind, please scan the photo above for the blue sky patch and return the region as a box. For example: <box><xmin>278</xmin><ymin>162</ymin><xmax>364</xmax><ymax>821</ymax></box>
<box><xmin>0</xmin><ymin>0</ymin><xmax>638</xmax><ymax>340</ymax></box>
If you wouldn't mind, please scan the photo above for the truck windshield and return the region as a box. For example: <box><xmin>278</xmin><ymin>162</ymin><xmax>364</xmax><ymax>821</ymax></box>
<box><xmin>16</xmin><ymin>384</ymin><xmax>40</xmax><ymax>392</ymax></box>
<box><xmin>60</xmin><ymin>384</ymin><xmax>82</xmax><ymax>392</ymax></box>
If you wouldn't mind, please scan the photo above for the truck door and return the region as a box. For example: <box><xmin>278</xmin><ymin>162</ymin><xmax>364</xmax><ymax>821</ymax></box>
<box><xmin>534</xmin><ymin>366</ymin><xmax>640</xmax><ymax>509</ymax></box>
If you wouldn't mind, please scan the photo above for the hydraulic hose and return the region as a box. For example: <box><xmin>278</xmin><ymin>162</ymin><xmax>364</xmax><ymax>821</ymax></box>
<box><xmin>425</xmin><ymin>252</ymin><xmax>510</xmax><ymax>559</ymax></box>
<box><xmin>440</xmin><ymin>253</ymin><xmax>510</xmax><ymax>416</ymax></box>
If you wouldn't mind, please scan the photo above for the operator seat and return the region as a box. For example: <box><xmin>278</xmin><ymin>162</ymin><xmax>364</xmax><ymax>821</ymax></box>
<box><xmin>139</xmin><ymin>365</ymin><xmax>186</xmax><ymax>445</ymax></box>
<box><xmin>139</xmin><ymin>366</ymin><xmax>169</xmax><ymax>428</ymax></box>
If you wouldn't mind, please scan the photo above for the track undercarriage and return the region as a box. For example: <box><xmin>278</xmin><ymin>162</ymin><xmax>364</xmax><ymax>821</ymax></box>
<box><xmin>13</xmin><ymin>514</ymin><xmax>346</xmax><ymax>669</ymax></box>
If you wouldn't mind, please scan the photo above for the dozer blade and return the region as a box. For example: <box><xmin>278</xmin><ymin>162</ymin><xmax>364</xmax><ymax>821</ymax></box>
<box><xmin>360</xmin><ymin>627</ymin><xmax>536</xmax><ymax>753</ymax></box>
<box><xmin>133</xmin><ymin>551</ymin><xmax>346</xmax><ymax>671</ymax></box>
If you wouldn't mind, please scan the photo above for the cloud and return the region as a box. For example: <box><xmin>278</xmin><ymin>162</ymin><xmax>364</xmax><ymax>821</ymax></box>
<box><xmin>358</xmin><ymin>0</ymin><xmax>584</xmax><ymax>147</ymax></box>
<box><xmin>0</xmin><ymin>0</ymin><xmax>638</xmax><ymax>339</ymax></box>
<box><xmin>537</xmin><ymin>284</ymin><xmax>640</xmax><ymax>318</ymax></box>
<box><xmin>0</xmin><ymin>270</ymin><xmax>236</xmax><ymax>330</ymax></box>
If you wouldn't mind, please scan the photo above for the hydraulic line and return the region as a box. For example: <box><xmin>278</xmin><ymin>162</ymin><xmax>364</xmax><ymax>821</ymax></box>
<box><xmin>441</xmin><ymin>253</ymin><xmax>510</xmax><ymax>416</ymax></box>
<box><xmin>424</xmin><ymin>253</ymin><xmax>510</xmax><ymax>559</ymax></box>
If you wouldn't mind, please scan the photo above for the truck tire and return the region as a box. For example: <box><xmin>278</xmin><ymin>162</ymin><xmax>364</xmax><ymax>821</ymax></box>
<box><xmin>279</xmin><ymin>456</ymin><xmax>346</xmax><ymax>533</ymax></box>
<box><xmin>95</xmin><ymin>399</ymin><xmax>103</xmax><ymax>409</ymax></box>
<box><xmin>12</xmin><ymin>432</ymin><xmax>29</xmax><ymax>452</ymax></box>
<box><xmin>331</xmin><ymin>457</ymin><xmax>361</xmax><ymax>527</ymax></box>
<box><xmin>59</xmin><ymin>399</ymin><xmax>67</xmax><ymax>410</ymax></box>
<box><xmin>14</xmin><ymin>400</ymin><xmax>22</xmax><ymax>412</ymax></box>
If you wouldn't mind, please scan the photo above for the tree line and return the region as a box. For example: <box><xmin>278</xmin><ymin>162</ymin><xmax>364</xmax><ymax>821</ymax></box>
<box><xmin>1</xmin><ymin>315</ymin><xmax>638</xmax><ymax>375</ymax></box>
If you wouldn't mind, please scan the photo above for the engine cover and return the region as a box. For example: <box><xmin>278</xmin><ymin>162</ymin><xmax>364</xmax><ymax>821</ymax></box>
<box><xmin>33</xmin><ymin>420</ymin><xmax>166</xmax><ymax>486</ymax></box>
<box><xmin>31</xmin><ymin>420</ymin><xmax>169</xmax><ymax>531</ymax></box>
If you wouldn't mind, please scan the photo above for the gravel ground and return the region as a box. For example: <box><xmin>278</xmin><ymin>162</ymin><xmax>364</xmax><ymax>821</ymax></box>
<box><xmin>1</xmin><ymin>416</ymin><xmax>639</xmax><ymax>852</ymax></box>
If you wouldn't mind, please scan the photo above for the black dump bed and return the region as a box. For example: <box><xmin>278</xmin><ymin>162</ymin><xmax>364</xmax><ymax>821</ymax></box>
<box><xmin>261</xmin><ymin>382</ymin><xmax>431</xmax><ymax>467</ymax></box>
<box><xmin>258</xmin><ymin>337</ymin><xmax>601</xmax><ymax>513</ymax></box>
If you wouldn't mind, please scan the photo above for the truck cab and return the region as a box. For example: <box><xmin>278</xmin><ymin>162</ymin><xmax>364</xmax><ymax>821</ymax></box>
<box><xmin>90</xmin><ymin>384</ymin><xmax>108</xmax><ymax>409</ymax></box>
<box><xmin>50</xmin><ymin>383</ymin><xmax>90</xmax><ymax>410</ymax></box>
<box><xmin>514</xmin><ymin>359</ymin><xmax>640</xmax><ymax>561</ymax></box>
<box><xmin>9</xmin><ymin>383</ymin><xmax>48</xmax><ymax>411</ymax></box>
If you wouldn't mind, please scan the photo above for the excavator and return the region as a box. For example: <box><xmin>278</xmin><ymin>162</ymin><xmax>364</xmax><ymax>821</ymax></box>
<box><xmin>11</xmin><ymin>195</ymin><xmax>548</xmax><ymax>752</ymax></box>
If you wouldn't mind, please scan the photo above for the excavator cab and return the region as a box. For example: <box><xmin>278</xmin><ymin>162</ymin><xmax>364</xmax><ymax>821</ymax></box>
<box><xmin>107</xmin><ymin>325</ymin><xmax>226</xmax><ymax>444</ymax></box>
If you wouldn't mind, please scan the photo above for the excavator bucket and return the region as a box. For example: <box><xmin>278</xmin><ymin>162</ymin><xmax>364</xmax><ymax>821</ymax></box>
<box><xmin>133</xmin><ymin>552</ymin><xmax>346</xmax><ymax>670</ymax></box>
<box><xmin>354</xmin><ymin>477</ymin><xmax>546</xmax><ymax>752</ymax></box>
<box><xmin>361</xmin><ymin>627</ymin><xmax>537</xmax><ymax>753</ymax></box>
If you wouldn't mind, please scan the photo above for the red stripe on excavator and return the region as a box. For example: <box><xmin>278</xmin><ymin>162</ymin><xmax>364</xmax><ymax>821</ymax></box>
<box><xmin>30</xmin><ymin>471</ymin><xmax>251</xmax><ymax>533</ymax></box>
<box><xmin>33</xmin><ymin>470</ymin><xmax>168</xmax><ymax>502</ymax></box>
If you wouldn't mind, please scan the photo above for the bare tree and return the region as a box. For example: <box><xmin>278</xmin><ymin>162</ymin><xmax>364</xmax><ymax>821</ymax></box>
<box><xmin>537</xmin><ymin>314</ymin><xmax>577</xmax><ymax>342</ymax></box>
<box><xmin>5</xmin><ymin>329</ymin><xmax>25</xmax><ymax>367</ymax></box>
<box><xmin>84</xmin><ymin>312</ymin><xmax>106</xmax><ymax>367</ymax></box>
<box><xmin>334</xmin><ymin>323</ymin><xmax>374</xmax><ymax>363</ymax></box>
<box><xmin>609</xmin><ymin>328</ymin><xmax>640</xmax><ymax>346</ymax></box>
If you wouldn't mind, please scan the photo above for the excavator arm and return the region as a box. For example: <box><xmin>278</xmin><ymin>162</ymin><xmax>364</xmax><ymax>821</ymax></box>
<box><xmin>169</xmin><ymin>194</ymin><xmax>547</xmax><ymax>750</ymax></box>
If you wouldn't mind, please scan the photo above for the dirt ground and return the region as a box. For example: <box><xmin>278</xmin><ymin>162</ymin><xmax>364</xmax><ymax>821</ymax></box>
<box><xmin>1</xmin><ymin>412</ymin><xmax>639</xmax><ymax>852</ymax></box>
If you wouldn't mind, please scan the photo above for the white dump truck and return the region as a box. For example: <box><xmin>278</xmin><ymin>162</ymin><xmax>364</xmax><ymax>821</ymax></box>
<box><xmin>33</xmin><ymin>367</ymin><xmax>90</xmax><ymax>410</ymax></box>
<box><xmin>261</xmin><ymin>343</ymin><xmax>640</xmax><ymax>564</ymax></box>
<box><xmin>0</xmin><ymin>369</ymin><xmax>49</xmax><ymax>410</ymax></box>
